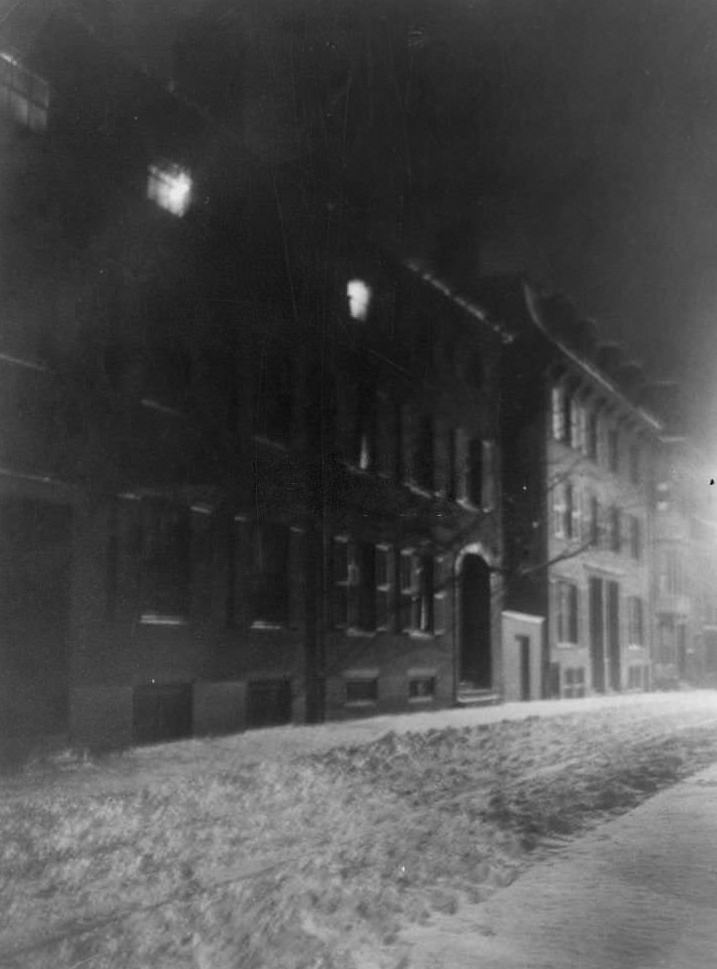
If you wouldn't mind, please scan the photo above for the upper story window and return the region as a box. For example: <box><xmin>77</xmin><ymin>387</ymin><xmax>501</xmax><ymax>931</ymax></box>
<box><xmin>347</xmin><ymin>279</ymin><xmax>372</xmax><ymax>321</ymax></box>
<box><xmin>607</xmin><ymin>428</ymin><xmax>620</xmax><ymax>473</ymax></box>
<box><xmin>147</xmin><ymin>162</ymin><xmax>192</xmax><ymax>217</ymax></box>
<box><xmin>629</xmin><ymin>516</ymin><xmax>643</xmax><ymax>561</ymax></box>
<box><xmin>0</xmin><ymin>52</ymin><xmax>49</xmax><ymax>132</ymax></box>
<box><xmin>254</xmin><ymin>345</ymin><xmax>293</xmax><ymax>446</ymax></box>
<box><xmin>551</xmin><ymin>385</ymin><xmax>566</xmax><ymax>441</ymax></box>
<box><xmin>140</xmin><ymin>499</ymin><xmax>190</xmax><ymax>623</ymax></box>
<box><xmin>629</xmin><ymin>444</ymin><xmax>642</xmax><ymax>484</ymax></box>
<box><xmin>413</xmin><ymin>416</ymin><xmax>435</xmax><ymax>492</ymax></box>
<box><xmin>586</xmin><ymin>411</ymin><xmax>599</xmax><ymax>459</ymax></box>
<box><xmin>250</xmin><ymin>522</ymin><xmax>290</xmax><ymax>625</ymax></box>
<box><xmin>556</xmin><ymin>580</ymin><xmax>579</xmax><ymax>643</ymax></box>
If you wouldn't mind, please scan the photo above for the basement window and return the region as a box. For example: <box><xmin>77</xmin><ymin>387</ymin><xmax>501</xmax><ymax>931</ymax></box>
<box><xmin>147</xmin><ymin>162</ymin><xmax>192</xmax><ymax>216</ymax></box>
<box><xmin>345</xmin><ymin>678</ymin><xmax>378</xmax><ymax>704</ymax></box>
<box><xmin>0</xmin><ymin>51</ymin><xmax>49</xmax><ymax>132</ymax></box>
<box><xmin>409</xmin><ymin>677</ymin><xmax>436</xmax><ymax>700</ymax></box>
<box><xmin>563</xmin><ymin>667</ymin><xmax>586</xmax><ymax>698</ymax></box>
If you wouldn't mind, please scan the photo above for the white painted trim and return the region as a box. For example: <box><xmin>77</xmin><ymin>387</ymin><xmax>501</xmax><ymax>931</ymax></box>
<box><xmin>502</xmin><ymin>611</ymin><xmax>545</xmax><ymax>624</ymax></box>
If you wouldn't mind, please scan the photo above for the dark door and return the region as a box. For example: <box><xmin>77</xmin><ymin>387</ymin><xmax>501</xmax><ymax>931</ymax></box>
<box><xmin>607</xmin><ymin>581</ymin><xmax>621</xmax><ymax>691</ymax></box>
<box><xmin>0</xmin><ymin>498</ymin><xmax>73</xmax><ymax>737</ymax></box>
<box><xmin>518</xmin><ymin>635</ymin><xmax>531</xmax><ymax>701</ymax></box>
<box><xmin>589</xmin><ymin>577</ymin><xmax>605</xmax><ymax>693</ymax></box>
<box><xmin>460</xmin><ymin>554</ymin><xmax>492</xmax><ymax>688</ymax></box>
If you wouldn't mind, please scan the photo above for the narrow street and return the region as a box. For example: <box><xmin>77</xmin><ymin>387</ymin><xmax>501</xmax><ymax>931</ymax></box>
<box><xmin>403</xmin><ymin>760</ymin><xmax>717</xmax><ymax>968</ymax></box>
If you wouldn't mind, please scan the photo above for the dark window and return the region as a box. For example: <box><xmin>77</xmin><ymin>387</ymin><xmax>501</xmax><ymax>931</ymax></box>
<box><xmin>590</xmin><ymin>497</ymin><xmax>601</xmax><ymax>547</ymax></box>
<box><xmin>627</xmin><ymin>666</ymin><xmax>645</xmax><ymax>690</ymax></box>
<box><xmin>140</xmin><ymin>500</ymin><xmax>190</xmax><ymax>621</ymax></box>
<box><xmin>629</xmin><ymin>444</ymin><xmax>641</xmax><ymax>484</ymax></box>
<box><xmin>466</xmin><ymin>349</ymin><xmax>483</xmax><ymax>389</ymax></box>
<box><xmin>608</xmin><ymin>429</ymin><xmax>620</xmax><ymax>473</ymax></box>
<box><xmin>250</xmin><ymin>523</ymin><xmax>289</xmax><ymax>624</ymax></box>
<box><xmin>586</xmin><ymin>411</ymin><xmax>598</xmax><ymax>459</ymax></box>
<box><xmin>246</xmin><ymin>679</ymin><xmax>292</xmax><ymax>727</ymax></box>
<box><xmin>565</xmin><ymin>483</ymin><xmax>574</xmax><ymax>538</ymax></box>
<box><xmin>557</xmin><ymin>580</ymin><xmax>579</xmax><ymax>643</ymax></box>
<box><xmin>468</xmin><ymin>438</ymin><xmax>483</xmax><ymax>506</ymax></box>
<box><xmin>610</xmin><ymin>507</ymin><xmax>621</xmax><ymax>553</ymax></box>
<box><xmin>628</xmin><ymin>597</ymin><xmax>644</xmax><ymax>645</ymax></box>
<box><xmin>254</xmin><ymin>346</ymin><xmax>293</xmax><ymax>445</ymax></box>
<box><xmin>346</xmin><ymin>678</ymin><xmax>378</xmax><ymax>703</ymax></box>
<box><xmin>414</xmin><ymin>416</ymin><xmax>435</xmax><ymax>491</ymax></box>
<box><xmin>630</xmin><ymin>517</ymin><xmax>642</xmax><ymax>561</ymax></box>
<box><xmin>447</xmin><ymin>428</ymin><xmax>458</xmax><ymax>500</ymax></box>
<box><xmin>357</xmin><ymin>542</ymin><xmax>377</xmax><ymax>630</ymax></box>
<box><xmin>409</xmin><ymin>677</ymin><xmax>436</xmax><ymax>699</ymax></box>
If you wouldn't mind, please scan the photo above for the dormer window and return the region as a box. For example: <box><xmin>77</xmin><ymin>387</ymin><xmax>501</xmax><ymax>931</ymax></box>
<box><xmin>147</xmin><ymin>162</ymin><xmax>192</xmax><ymax>217</ymax></box>
<box><xmin>0</xmin><ymin>52</ymin><xmax>49</xmax><ymax>132</ymax></box>
<box><xmin>347</xmin><ymin>279</ymin><xmax>372</xmax><ymax>321</ymax></box>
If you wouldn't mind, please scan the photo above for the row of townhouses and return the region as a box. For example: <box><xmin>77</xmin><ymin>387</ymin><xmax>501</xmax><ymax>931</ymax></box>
<box><xmin>2</xmin><ymin>3</ymin><xmax>717</xmax><ymax>749</ymax></box>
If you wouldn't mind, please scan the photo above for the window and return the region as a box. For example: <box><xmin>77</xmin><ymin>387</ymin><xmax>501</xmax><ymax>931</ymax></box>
<box><xmin>400</xmin><ymin>551</ymin><xmax>434</xmax><ymax>633</ymax></box>
<box><xmin>352</xmin><ymin>384</ymin><xmax>377</xmax><ymax>471</ymax></box>
<box><xmin>346</xmin><ymin>678</ymin><xmax>378</xmax><ymax>703</ymax></box>
<box><xmin>607</xmin><ymin>429</ymin><xmax>620</xmax><ymax>473</ymax></box>
<box><xmin>551</xmin><ymin>385</ymin><xmax>566</xmax><ymax>441</ymax></box>
<box><xmin>629</xmin><ymin>516</ymin><xmax>642</xmax><ymax>561</ymax></box>
<box><xmin>564</xmin><ymin>667</ymin><xmax>586</xmax><ymax>698</ymax></box>
<box><xmin>468</xmin><ymin>438</ymin><xmax>483</xmax><ymax>506</ymax></box>
<box><xmin>609</xmin><ymin>507</ymin><xmax>621</xmax><ymax>553</ymax></box>
<box><xmin>140</xmin><ymin>499</ymin><xmax>190</xmax><ymax>622</ymax></box>
<box><xmin>254</xmin><ymin>346</ymin><xmax>293</xmax><ymax>445</ymax></box>
<box><xmin>0</xmin><ymin>52</ymin><xmax>49</xmax><ymax>132</ymax></box>
<box><xmin>589</xmin><ymin>495</ymin><xmax>601</xmax><ymax>547</ymax></box>
<box><xmin>414</xmin><ymin>416</ymin><xmax>435</xmax><ymax>491</ymax></box>
<box><xmin>447</xmin><ymin>428</ymin><xmax>458</xmax><ymax>500</ymax></box>
<box><xmin>628</xmin><ymin>597</ymin><xmax>645</xmax><ymax>645</ymax></box>
<box><xmin>571</xmin><ymin>401</ymin><xmax>587</xmax><ymax>452</ymax></box>
<box><xmin>147</xmin><ymin>162</ymin><xmax>192</xmax><ymax>216</ymax></box>
<box><xmin>660</xmin><ymin>548</ymin><xmax>683</xmax><ymax>595</ymax></box>
<box><xmin>556</xmin><ymin>580</ymin><xmax>579</xmax><ymax>643</ymax></box>
<box><xmin>333</xmin><ymin>539</ymin><xmax>391</xmax><ymax>632</ymax></box>
<box><xmin>629</xmin><ymin>444</ymin><xmax>641</xmax><ymax>484</ymax></box>
<box><xmin>586</xmin><ymin>411</ymin><xmax>598</xmax><ymax>459</ymax></box>
<box><xmin>250</xmin><ymin>523</ymin><xmax>289</xmax><ymax>625</ymax></box>
<box><xmin>565</xmin><ymin>483</ymin><xmax>575</xmax><ymax>539</ymax></box>
<box><xmin>347</xmin><ymin>279</ymin><xmax>372</xmax><ymax>321</ymax></box>
<box><xmin>409</xmin><ymin>677</ymin><xmax>436</xmax><ymax>699</ymax></box>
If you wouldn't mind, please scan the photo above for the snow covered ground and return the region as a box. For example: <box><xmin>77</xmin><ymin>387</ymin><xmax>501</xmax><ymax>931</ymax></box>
<box><xmin>3</xmin><ymin>691</ymin><xmax>717</xmax><ymax>969</ymax></box>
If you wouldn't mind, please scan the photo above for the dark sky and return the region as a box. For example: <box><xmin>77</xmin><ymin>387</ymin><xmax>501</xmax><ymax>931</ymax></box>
<box><xmin>78</xmin><ymin>0</ymin><xmax>717</xmax><ymax>442</ymax></box>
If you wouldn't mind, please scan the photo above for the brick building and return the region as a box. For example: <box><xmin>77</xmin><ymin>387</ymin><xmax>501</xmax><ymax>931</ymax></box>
<box><xmin>478</xmin><ymin>278</ymin><xmax>663</xmax><ymax>699</ymax></box>
<box><xmin>0</xmin><ymin>5</ymin><xmax>507</xmax><ymax>749</ymax></box>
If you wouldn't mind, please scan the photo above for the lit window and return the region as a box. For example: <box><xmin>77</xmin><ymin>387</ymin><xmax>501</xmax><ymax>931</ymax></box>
<box><xmin>0</xmin><ymin>51</ymin><xmax>49</xmax><ymax>132</ymax></box>
<box><xmin>147</xmin><ymin>162</ymin><xmax>192</xmax><ymax>216</ymax></box>
<box><xmin>347</xmin><ymin>279</ymin><xmax>372</xmax><ymax>321</ymax></box>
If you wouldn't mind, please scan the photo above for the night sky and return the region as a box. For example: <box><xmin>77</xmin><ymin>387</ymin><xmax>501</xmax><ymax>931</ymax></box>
<box><xmin>59</xmin><ymin>0</ymin><xmax>717</xmax><ymax>445</ymax></box>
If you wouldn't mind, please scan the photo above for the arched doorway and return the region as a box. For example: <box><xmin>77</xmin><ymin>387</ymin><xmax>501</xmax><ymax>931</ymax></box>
<box><xmin>460</xmin><ymin>553</ymin><xmax>493</xmax><ymax>689</ymax></box>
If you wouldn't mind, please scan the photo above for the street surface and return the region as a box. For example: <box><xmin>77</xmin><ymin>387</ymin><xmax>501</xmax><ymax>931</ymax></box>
<box><xmin>403</xmin><ymin>759</ymin><xmax>717</xmax><ymax>969</ymax></box>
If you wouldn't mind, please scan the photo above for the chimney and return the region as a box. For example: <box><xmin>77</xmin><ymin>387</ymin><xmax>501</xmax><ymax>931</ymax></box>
<box><xmin>597</xmin><ymin>342</ymin><xmax>623</xmax><ymax>380</ymax></box>
<box><xmin>616</xmin><ymin>361</ymin><xmax>645</xmax><ymax>400</ymax></box>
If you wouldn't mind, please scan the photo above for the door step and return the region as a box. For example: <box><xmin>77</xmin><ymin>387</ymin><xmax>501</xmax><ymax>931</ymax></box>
<box><xmin>455</xmin><ymin>688</ymin><xmax>502</xmax><ymax>708</ymax></box>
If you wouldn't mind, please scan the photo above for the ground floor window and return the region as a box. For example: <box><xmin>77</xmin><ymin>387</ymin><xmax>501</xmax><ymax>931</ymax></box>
<box><xmin>140</xmin><ymin>499</ymin><xmax>190</xmax><ymax>622</ymax></box>
<box><xmin>556</xmin><ymin>580</ymin><xmax>579</xmax><ymax>643</ymax></box>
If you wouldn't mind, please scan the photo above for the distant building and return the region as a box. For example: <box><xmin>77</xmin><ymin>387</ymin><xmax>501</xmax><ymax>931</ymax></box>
<box><xmin>478</xmin><ymin>278</ymin><xmax>662</xmax><ymax>699</ymax></box>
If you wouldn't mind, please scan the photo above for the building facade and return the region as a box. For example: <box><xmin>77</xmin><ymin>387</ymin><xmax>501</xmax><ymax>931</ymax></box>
<box><xmin>487</xmin><ymin>279</ymin><xmax>662</xmax><ymax>699</ymax></box>
<box><xmin>0</xmin><ymin>5</ymin><xmax>507</xmax><ymax>749</ymax></box>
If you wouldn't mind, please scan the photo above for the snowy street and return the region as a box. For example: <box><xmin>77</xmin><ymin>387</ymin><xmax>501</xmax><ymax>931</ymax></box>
<box><xmin>404</xmin><ymin>758</ymin><xmax>717</xmax><ymax>968</ymax></box>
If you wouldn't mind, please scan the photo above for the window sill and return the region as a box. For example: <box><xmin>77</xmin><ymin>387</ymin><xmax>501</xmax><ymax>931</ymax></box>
<box><xmin>141</xmin><ymin>398</ymin><xmax>185</xmax><ymax>419</ymax></box>
<box><xmin>345</xmin><ymin>628</ymin><xmax>376</xmax><ymax>638</ymax></box>
<box><xmin>250</xmin><ymin>620</ymin><xmax>288</xmax><ymax>631</ymax></box>
<box><xmin>555</xmin><ymin>641</ymin><xmax>579</xmax><ymax>649</ymax></box>
<box><xmin>140</xmin><ymin>614</ymin><xmax>187</xmax><ymax>626</ymax></box>
<box><xmin>344</xmin><ymin>700</ymin><xmax>378</xmax><ymax>709</ymax></box>
<box><xmin>627</xmin><ymin>643</ymin><xmax>645</xmax><ymax>650</ymax></box>
<box><xmin>406</xmin><ymin>630</ymin><xmax>435</xmax><ymax>640</ymax></box>
<box><xmin>408</xmin><ymin>695</ymin><xmax>436</xmax><ymax>704</ymax></box>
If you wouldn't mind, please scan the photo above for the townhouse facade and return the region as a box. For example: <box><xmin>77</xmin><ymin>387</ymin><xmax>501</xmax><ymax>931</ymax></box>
<box><xmin>484</xmin><ymin>279</ymin><xmax>662</xmax><ymax>699</ymax></box>
<box><xmin>0</xmin><ymin>4</ymin><xmax>507</xmax><ymax>749</ymax></box>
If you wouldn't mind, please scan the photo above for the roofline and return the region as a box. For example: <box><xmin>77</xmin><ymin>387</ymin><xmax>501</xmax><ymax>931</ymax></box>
<box><xmin>402</xmin><ymin>259</ymin><xmax>515</xmax><ymax>344</ymax></box>
<box><xmin>522</xmin><ymin>282</ymin><xmax>663</xmax><ymax>434</ymax></box>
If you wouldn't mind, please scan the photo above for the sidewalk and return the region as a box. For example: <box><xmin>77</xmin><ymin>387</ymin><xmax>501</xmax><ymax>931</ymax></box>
<box><xmin>402</xmin><ymin>757</ymin><xmax>717</xmax><ymax>968</ymax></box>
